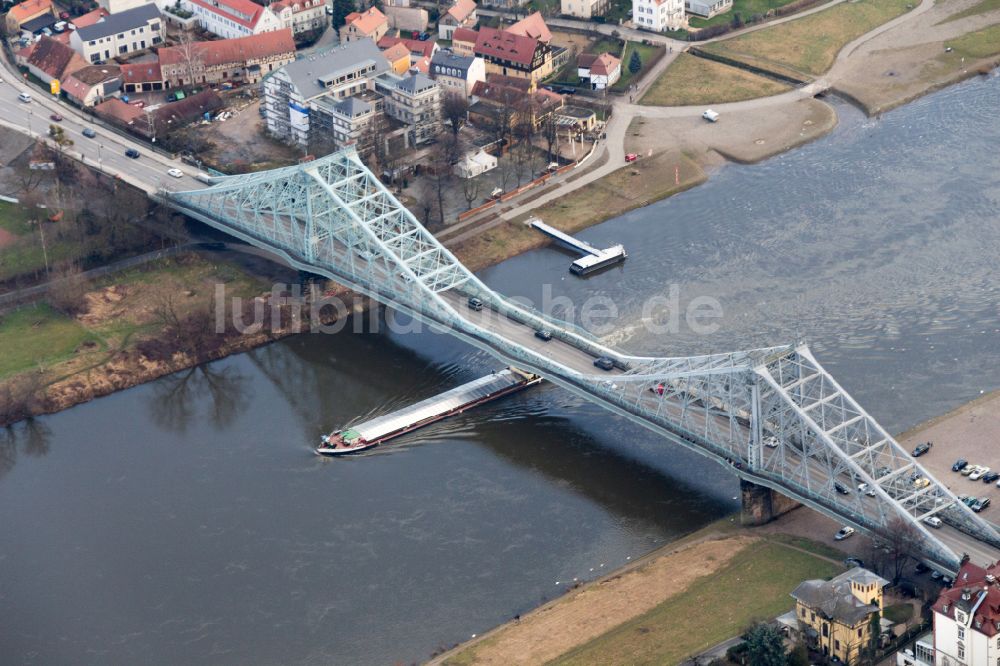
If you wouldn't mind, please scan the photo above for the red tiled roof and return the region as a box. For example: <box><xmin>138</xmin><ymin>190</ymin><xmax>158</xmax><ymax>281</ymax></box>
<box><xmin>381</xmin><ymin>42</ymin><xmax>409</xmax><ymax>62</ymax></box>
<box><xmin>344</xmin><ymin>7</ymin><xmax>386</xmax><ymax>36</ymax></box>
<box><xmin>269</xmin><ymin>0</ymin><xmax>321</xmax><ymax>14</ymax></box>
<box><xmin>589</xmin><ymin>52</ymin><xmax>619</xmax><ymax>76</ymax></box>
<box><xmin>185</xmin><ymin>0</ymin><xmax>272</xmax><ymax>30</ymax></box>
<box><xmin>120</xmin><ymin>60</ymin><xmax>163</xmax><ymax>84</ymax></box>
<box><xmin>94</xmin><ymin>97</ymin><xmax>145</xmax><ymax>125</ymax></box>
<box><xmin>376</xmin><ymin>35</ymin><xmax>435</xmax><ymax>59</ymax></box>
<box><xmin>70</xmin><ymin>7</ymin><xmax>109</xmax><ymax>28</ymax></box>
<box><xmin>933</xmin><ymin>561</ymin><xmax>1000</xmax><ymax>637</ymax></box>
<box><xmin>26</xmin><ymin>35</ymin><xmax>86</xmax><ymax>80</ymax></box>
<box><xmin>446</xmin><ymin>0</ymin><xmax>476</xmax><ymax>23</ymax></box>
<box><xmin>451</xmin><ymin>26</ymin><xmax>477</xmax><ymax>44</ymax></box>
<box><xmin>411</xmin><ymin>55</ymin><xmax>430</xmax><ymax>74</ymax></box>
<box><xmin>7</xmin><ymin>0</ymin><xmax>53</xmax><ymax>24</ymax></box>
<box><xmin>159</xmin><ymin>29</ymin><xmax>295</xmax><ymax>68</ymax></box>
<box><xmin>507</xmin><ymin>11</ymin><xmax>550</xmax><ymax>44</ymax></box>
<box><xmin>474</xmin><ymin>27</ymin><xmax>538</xmax><ymax>67</ymax></box>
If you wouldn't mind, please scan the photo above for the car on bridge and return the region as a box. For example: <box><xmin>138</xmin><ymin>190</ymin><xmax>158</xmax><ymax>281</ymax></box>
<box><xmin>125</xmin><ymin>148</ymin><xmax>140</xmax><ymax>159</ymax></box>
<box><xmin>82</xmin><ymin>128</ymin><xmax>96</xmax><ymax>138</ymax></box>
<box><xmin>593</xmin><ymin>356</ymin><xmax>615</xmax><ymax>371</ymax></box>
<box><xmin>912</xmin><ymin>441</ymin><xmax>933</xmax><ymax>456</ymax></box>
<box><xmin>834</xmin><ymin>526</ymin><xmax>855</xmax><ymax>540</ymax></box>
<box><xmin>467</xmin><ymin>297</ymin><xmax>483</xmax><ymax>311</ymax></box>
<box><xmin>924</xmin><ymin>516</ymin><xmax>943</xmax><ymax>528</ymax></box>
<box><xmin>858</xmin><ymin>482</ymin><xmax>876</xmax><ymax>497</ymax></box>
<box><xmin>834</xmin><ymin>481</ymin><xmax>850</xmax><ymax>495</ymax></box>
<box><xmin>953</xmin><ymin>458</ymin><xmax>969</xmax><ymax>472</ymax></box>
<box><xmin>167</xmin><ymin>168</ymin><xmax>183</xmax><ymax>178</ymax></box>
<box><xmin>534</xmin><ymin>329</ymin><xmax>552</xmax><ymax>341</ymax></box>
<box><xmin>49</xmin><ymin>113</ymin><xmax>62</xmax><ymax>122</ymax></box>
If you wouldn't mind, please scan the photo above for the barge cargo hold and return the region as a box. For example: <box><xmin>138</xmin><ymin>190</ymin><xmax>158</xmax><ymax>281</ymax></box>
<box><xmin>317</xmin><ymin>368</ymin><xmax>542</xmax><ymax>456</ymax></box>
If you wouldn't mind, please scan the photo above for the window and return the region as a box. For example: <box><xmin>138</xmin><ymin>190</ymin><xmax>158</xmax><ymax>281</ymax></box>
<box><xmin>958</xmin><ymin>645</ymin><xmax>965</xmax><ymax>659</ymax></box>
<box><xmin>959</xmin><ymin>627</ymin><xmax>965</xmax><ymax>639</ymax></box>
<box><xmin>822</xmin><ymin>624</ymin><xmax>829</xmax><ymax>638</ymax></box>
<box><xmin>858</xmin><ymin>628</ymin><xmax>862</xmax><ymax>638</ymax></box>
<box><xmin>835</xmin><ymin>640</ymin><xmax>840</xmax><ymax>651</ymax></box>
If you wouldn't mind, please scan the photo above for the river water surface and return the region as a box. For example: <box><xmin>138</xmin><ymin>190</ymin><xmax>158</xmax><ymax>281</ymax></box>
<box><xmin>2</xmin><ymin>76</ymin><xmax>999</xmax><ymax>665</ymax></box>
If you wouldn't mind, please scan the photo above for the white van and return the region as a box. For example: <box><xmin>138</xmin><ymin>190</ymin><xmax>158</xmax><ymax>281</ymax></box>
<box><xmin>18</xmin><ymin>92</ymin><xmax>32</xmax><ymax>103</ymax></box>
<box><xmin>702</xmin><ymin>109</ymin><xmax>719</xmax><ymax>123</ymax></box>
<box><xmin>194</xmin><ymin>171</ymin><xmax>215</xmax><ymax>184</ymax></box>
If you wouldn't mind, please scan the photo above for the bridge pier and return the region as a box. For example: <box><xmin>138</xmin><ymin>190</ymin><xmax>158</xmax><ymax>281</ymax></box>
<box><xmin>740</xmin><ymin>479</ymin><xmax>801</xmax><ymax>526</ymax></box>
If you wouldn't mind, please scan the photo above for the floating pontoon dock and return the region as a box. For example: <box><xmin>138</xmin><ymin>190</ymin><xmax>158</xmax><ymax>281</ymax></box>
<box><xmin>526</xmin><ymin>217</ymin><xmax>627</xmax><ymax>275</ymax></box>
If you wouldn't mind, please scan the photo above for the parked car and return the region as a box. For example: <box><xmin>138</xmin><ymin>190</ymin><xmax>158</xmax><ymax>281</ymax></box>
<box><xmin>834</xmin><ymin>526</ymin><xmax>855</xmax><ymax>541</ymax></box>
<box><xmin>962</xmin><ymin>464</ymin><xmax>980</xmax><ymax>476</ymax></box>
<box><xmin>970</xmin><ymin>466</ymin><xmax>991</xmax><ymax>481</ymax></box>
<box><xmin>534</xmin><ymin>329</ymin><xmax>552</xmax><ymax>341</ymax></box>
<box><xmin>557</xmin><ymin>86</ymin><xmax>576</xmax><ymax>95</ymax></box>
<box><xmin>125</xmin><ymin>148</ymin><xmax>140</xmax><ymax>159</ymax></box>
<box><xmin>834</xmin><ymin>481</ymin><xmax>850</xmax><ymax>495</ymax></box>
<box><xmin>924</xmin><ymin>516</ymin><xmax>943</xmax><ymax>528</ymax></box>
<box><xmin>961</xmin><ymin>494</ymin><xmax>977</xmax><ymax>507</ymax></box>
<box><xmin>593</xmin><ymin>356</ymin><xmax>614</xmax><ymax>371</ymax></box>
<box><xmin>624</xmin><ymin>153</ymin><xmax>638</xmax><ymax>163</ymax></box>
<box><xmin>167</xmin><ymin>168</ymin><xmax>183</xmax><ymax>178</ymax></box>
<box><xmin>82</xmin><ymin>127</ymin><xmax>96</xmax><ymax>138</ymax></box>
<box><xmin>912</xmin><ymin>441</ymin><xmax>932</xmax><ymax>456</ymax></box>
<box><xmin>972</xmin><ymin>497</ymin><xmax>991</xmax><ymax>512</ymax></box>
<box><xmin>983</xmin><ymin>472</ymin><xmax>1000</xmax><ymax>484</ymax></box>
<box><xmin>702</xmin><ymin>109</ymin><xmax>720</xmax><ymax>122</ymax></box>
<box><xmin>953</xmin><ymin>458</ymin><xmax>969</xmax><ymax>472</ymax></box>
<box><xmin>467</xmin><ymin>297</ymin><xmax>483</xmax><ymax>311</ymax></box>
<box><xmin>844</xmin><ymin>557</ymin><xmax>864</xmax><ymax>568</ymax></box>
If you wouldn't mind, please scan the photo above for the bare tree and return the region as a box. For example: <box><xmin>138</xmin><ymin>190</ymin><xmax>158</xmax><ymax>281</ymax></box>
<box><xmin>441</xmin><ymin>93</ymin><xmax>469</xmax><ymax>138</ymax></box>
<box><xmin>541</xmin><ymin>112</ymin><xmax>560</xmax><ymax>162</ymax></box>
<box><xmin>461</xmin><ymin>176</ymin><xmax>480</xmax><ymax>210</ymax></box>
<box><xmin>426</xmin><ymin>136</ymin><xmax>458</xmax><ymax>227</ymax></box>
<box><xmin>173</xmin><ymin>32</ymin><xmax>204</xmax><ymax>87</ymax></box>
<box><xmin>47</xmin><ymin>263</ymin><xmax>91</xmax><ymax>316</ymax></box>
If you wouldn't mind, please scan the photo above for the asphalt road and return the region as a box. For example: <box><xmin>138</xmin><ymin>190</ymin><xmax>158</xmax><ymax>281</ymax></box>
<box><xmin>0</xmin><ymin>70</ymin><xmax>203</xmax><ymax>194</ymax></box>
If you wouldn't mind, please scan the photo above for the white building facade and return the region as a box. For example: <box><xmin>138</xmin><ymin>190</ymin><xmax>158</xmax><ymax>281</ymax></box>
<box><xmin>931</xmin><ymin>562</ymin><xmax>1000</xmax><ymax>666</ymax></box>
<box><xmin>632</xmin><ymin>0</ymin><xmax>684</xmax><ymax>32</ymax></box>
<box><xmin>70</xmin><ymin>4</ymin><xmax>163</xmax><ymax>63</ymax></box>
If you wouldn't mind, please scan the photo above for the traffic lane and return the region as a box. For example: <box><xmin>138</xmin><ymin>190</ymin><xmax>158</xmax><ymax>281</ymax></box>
<box><xmin>0</xmin><ymin>79</ymin><xmax>202</xmax><ymax>189</ymax></box>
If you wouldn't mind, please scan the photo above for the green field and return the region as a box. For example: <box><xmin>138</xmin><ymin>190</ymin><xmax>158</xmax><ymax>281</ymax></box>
<box><xmin>688</xmin><ymin>0</ymin><xmax>800</xmax><ymax>29</ymax></box>
<box><xmin>702</xmin><ymin>0</ymin><xmax>914</xmax><ymax>76</ymax></box>
<box><xmin>945</xmin><ymin>23</ymin><xmax>1000</xmax><ymax>59</ymax></box>
<box><xmin>0</xmin><ymin>201</ymin><xmax>34</xmax><ymax>236</ymax></box>
<box><xmin>0</xmin><ymin>304</ymin><xmax>100</xmax><ymax>378</ymax></box>
<box><xmin>641</xmin><ymin>52</ymin><xmax>790</xmax><ymax>105</ymax></box>
<box><xmin>550</xmin><ymin>539</ymin><xmax>842</xmax><ymax>666</ymax></box>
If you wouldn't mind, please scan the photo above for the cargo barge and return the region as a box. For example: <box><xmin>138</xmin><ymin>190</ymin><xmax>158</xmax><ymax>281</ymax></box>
<box><xmin>317</xmin><ymin>368</ymin><xmax>542</xmax><ymax>456</ymax></box>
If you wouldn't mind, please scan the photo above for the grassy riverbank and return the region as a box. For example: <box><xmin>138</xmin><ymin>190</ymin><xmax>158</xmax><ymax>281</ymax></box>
<box><xmin>640</xmin><ymin>53</ymin><xmax>791</xmax><ymax>106</ymax></box>
<box><xmin>436</xmin><ymin>524</ymin><xmax>841</xmax><ymax>665</ymax></box>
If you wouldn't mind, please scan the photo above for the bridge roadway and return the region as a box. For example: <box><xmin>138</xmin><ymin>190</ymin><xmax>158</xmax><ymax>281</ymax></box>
<box><xmin>0</xmin><ymin>62</ymin><xmax>994</xmax><ymax>572</ymax></box>
<box><xmin>441</xmin><ymin>290</ymin><xmax>1000</xmax><ymax>570</ymax></box>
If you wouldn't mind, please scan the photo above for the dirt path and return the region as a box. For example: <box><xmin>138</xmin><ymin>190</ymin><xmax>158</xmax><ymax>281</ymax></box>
<box><xmin>431</xmin><ymin>534</ymin><xmax>758</xmax><ymax>666</ymax></box>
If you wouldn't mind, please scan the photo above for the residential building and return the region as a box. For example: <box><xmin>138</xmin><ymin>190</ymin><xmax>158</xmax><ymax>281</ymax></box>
<box><xmin>429</xmin><ymin>50</ymin><xmax>484</xmax><ymax>98</ymax></box>
<box><xmin>120</xmin><ymin>60</ymin><xmax>167</xmax><ymax>92</ymax></box>
<box><xmin>62</xmin><ymin>63</ymin><xmax>121</xmax><ymax>106</ymax></box>
<box><xmin>479</xmin><ymin>0</ymin><xmax>528</xmax><ymax>9</ymax></box>
<box><xmin>474</xmin><ymin>27</ymin><xmax>552</xmax><ymax>82</ymax></box>
<box><xmin>165</xmin><ymin>0</ymin><xmax>283</xmax><ymax>39</ymax></box>
<box><xmin>560</xmin><ymin>0</ymin><xmax>609</xmax><ymax>19</ymax></box>
<box><xmin>506</xmin><ymin>11</ymin><xmax>550</xmax><ymax>44</ymax></box>
<box><xmin>376</xmin><ymin>35</ymin><xmax>437</xmax><ymax>60</ymax></box>
<box><xmin>383</xmin><ymin>5</ymin><xmax>428</xmax><ymax>32</ymax></box>
<box><xmin>577</xmin><ymin>52</ymin><xmax>620</xmax><ymax>90</ymax></box>
<box><xmin>263</xmin><ymin>39</ymin><xmax>391</xmax><ymax>145</ymax></box>
<box><xmin>382</xmin><ymin>42</ymin><xmax>411</xmax><ymax>75</ymax></box>
<box><xmin>342</xmin><ymin>7</ymin><xmax>388</xmax><ymax>43</ymax></box>
<box><xmin>158</xmin><ymin>29</ymin><xmax>295</xmax><ymax>87</ymax></box>
<box><xmin>70</xmin><ymin>7</ymin><xmax>111</xmax><ymax>29</ymax></box>
<box><xmin>5</xmin><ymin>0</ymin><xmax>54</xmax><ymax>33</ymax></box>
<box><xmin>309</xmin><ymin>93</ymin><xmax>381</xmax><ymax>152</ymax></box>
<box><xmin>16</xmin><ymin>35</ymin><xmax>87</xmax><ymax>85</ymax></box>
<box><xmin>97</xmin><ymin>0</ymin><xmax>148</xmax><ymax>14</ymax></box>
<box><xmin>269</xmin><ymin>0</ymin><xmax>326</xmax><ymax>35</ymax></box>
<box><xmin>374</xmin><ymin>70</ymin><xmax>441</xmax><ymax>146</ymax></box>
<box><xmin>685</xmin><ymin>0</ymin><xmax>731</xmax><ymax>17</ymax></box>
<box><xmin>451</xmin><ymin>26</ymin><xmax>477</xmax><ymax>56</ymax></box>
<box><xmin>468</xmin><ymin>76</ymin><xmax>562</xmax><ymax>131</ymax></box>
<box><xmin>437</xmin><ymin>0</ymin><xmax>476</xmax><ymax>40</ymax></box>
<box><xmin>790</xmin><ymin>567</ymin><xmax>888</xmax><ymax>664</ymax></box>
<box><xmin>931</xmin><ymin>559</ymin><xmax>1000</xmax><ymax>666</ymax></box>
<box><xmin>632</xmin><ymin>0</ymin><xmax>685</xmax><ymax>32</ymax></box>
<box><xmin>895</xmin><ymin>633</ymin><xmax>935</xmax><ymax>666</ymax></box>
<box><xmin>70</xmin><ymin>4</ymin><xmax>163</xmax><ymax>64</ymax></box>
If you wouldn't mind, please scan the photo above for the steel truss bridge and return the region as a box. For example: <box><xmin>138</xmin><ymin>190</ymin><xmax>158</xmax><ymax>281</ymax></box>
<box><xmin>162</xmin><ymin>149</ymin><xmax>1000</xmax><ymax>571</ymax></box>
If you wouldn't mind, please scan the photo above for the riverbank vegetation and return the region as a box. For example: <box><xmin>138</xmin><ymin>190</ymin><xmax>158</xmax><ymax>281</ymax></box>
<box><xmin>450</xmin><ymin>150</ymin><xmax>705</xmax><ymax>271</ymax></box>
<box><xmin>702</xmin><ymin>0</ymin><xmax>914</xmax><ymax>77</ymax></box>
<box><xmin>641</xmin><ymin>53</ymin><xmax>790</xmax><ymax>106</ymax></box>
<box><xmin>438</xmin><ymin>530</ymin><xmax>841</xmax><ymax>665</ymax></box>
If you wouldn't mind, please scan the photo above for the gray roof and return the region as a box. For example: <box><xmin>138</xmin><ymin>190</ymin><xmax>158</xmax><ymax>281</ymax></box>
<box><xmin>430</xmin><ymin>50</ymin><xmax>474</xmax><ymax>76</ymax></box>
<box><xmin>395</xmin><ymin>72</ymin><xmax>436</xmax><ymax>94</ymax></box>
<box><xmin>334</xmin><ymin>96</ymin><xmax>372</xmax><ymax>117</ymax></box>
<box><xmin>791</xmin><ymin>567</ymin><xmax>889</xmax><ymax>626</ymax></box>
<box><xmin>279</xmin><ymin>40</ymin><xmax>390</xmax><ymax>100</ymax></box>
<box><xmin>75</xmin><ymin>4</ymin><xmax>161</xmax><ymax>41</ymax></box>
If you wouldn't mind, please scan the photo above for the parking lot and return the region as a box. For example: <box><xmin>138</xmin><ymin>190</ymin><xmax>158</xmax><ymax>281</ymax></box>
<box><xmin>899</xmin><ymin>397</ymin><xmax>1000</xmax><ymax>526</ymax></box>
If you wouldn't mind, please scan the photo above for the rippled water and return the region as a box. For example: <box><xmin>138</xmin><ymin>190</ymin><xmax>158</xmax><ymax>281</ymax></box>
<box><xmin>1</xmin><ymin>76</ymin><xmax>998</xmax><ymax>665</ymax></box>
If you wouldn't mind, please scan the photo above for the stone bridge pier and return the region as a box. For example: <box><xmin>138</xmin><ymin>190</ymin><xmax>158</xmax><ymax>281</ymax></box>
<box><xmin>740</xmin><ymin>479</ymin><xmax>802</xmax><ymax>526</ymax></box>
